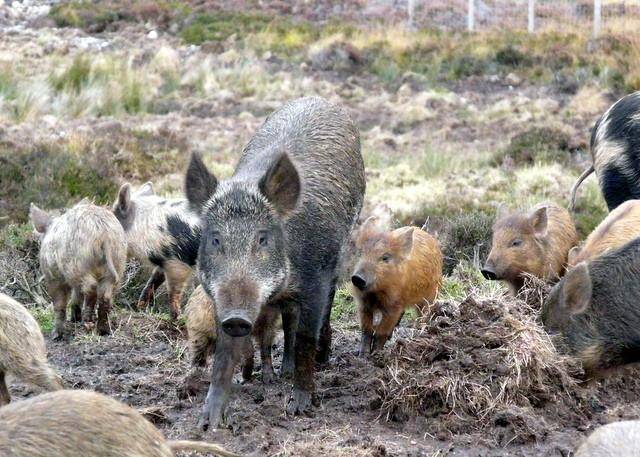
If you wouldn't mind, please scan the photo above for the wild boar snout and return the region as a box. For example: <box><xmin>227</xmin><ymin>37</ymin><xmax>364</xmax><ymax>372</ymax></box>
<box><xmin>220</xmin><ymin>311</ymin><xmax>253</xmax><ymax>337</ymax></box>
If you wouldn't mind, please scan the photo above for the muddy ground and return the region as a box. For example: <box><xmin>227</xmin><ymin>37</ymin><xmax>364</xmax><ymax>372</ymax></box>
<box><xmin>2</xmin><ymin>1</ymin><xmax>640</xmax><ymax>456</ymax></box>
<box><xmin>6</xmin><ymin>298</ymin><xmax>640</xmax><ymax>457</ymax></box>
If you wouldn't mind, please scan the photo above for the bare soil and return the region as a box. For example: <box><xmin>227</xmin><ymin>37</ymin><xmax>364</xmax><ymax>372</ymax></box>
<box><xmin>6</xmin><ymin>303</ymin><xmax>640</xmax><ymax>457</ymax></box>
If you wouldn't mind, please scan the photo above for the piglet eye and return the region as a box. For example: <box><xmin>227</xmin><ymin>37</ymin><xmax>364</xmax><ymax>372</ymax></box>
<box><xmin>258</xmin><ymin>232</ymin><xmax>268</xmax><ymax>247</ymax></box>
<box><xmin>381</xmin><ymin>253</ymin><xmax>392</xmax><ymax>262</ymax></box>
<box><xmin>510</xmin><ymin>239</ymin><xmax>523</xmax><ymax>248</ymax></box>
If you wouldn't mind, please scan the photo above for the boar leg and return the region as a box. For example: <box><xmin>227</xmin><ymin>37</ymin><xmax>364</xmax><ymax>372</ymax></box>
<box><xmin>253</xmin><ymin>306</ymin><xmax>278</xmax><ymax>384</ymax></box>
<box><xmin>358</xmin><ymin>305</ymin><xmax>375</xmax><ymax>357</ymax></box>
<box><xmin>280</xmin><ymin>304</ymin><xmax>299</xmax><ymax>378</ymax></box>
<box><xmin>165</xmin><ymin>261</ymin><xmax>191</xmax><ymax>320</ymax></box>
<box><xmin>372</xmin><ymin>308</ymin><xmax>404</xmax><ymax>352</ymax></box>
<box><xmin>316</xmin><ymin>282</ymin><xmax>336</xmax><ymax>364</ymax></box>
<box><xmin>69</xmin><ymin>289</ymin><xmax>82</xmax><ymax>323</ymax></box>
<box><xmin>137</xmin><ymin>267</ymin><xmax>165</xmax><ymax>311</ymax></box>
<box><xmin>287</xmin><ymin>283</ymin><xmax>330</xmax><ymax>416</ymax></box>
<box><xmin>51</xmin><ymin>286</ymin><xmax>70</xmax><ymax>341</ymax></box>
<box><xmin>82</xmin><ymin>290</ymin><xmax>97</xmax><ymax>323</ymax></box>
<box><xmin>0</xmin><ymin>371</ymin><xmax>10</xmax><ymax>406</ymax></box>
<box><xmin>96</xmin><ymin>284</ymin><xmax>114</xmax><ymax>336</ymax></box>
<box><xmin>241</xmin><ymin>337</ymin><xmax>255</xmax><ymax>382</ymax></box>
<box><xmin>200</xmin><ymin>332</ymin><xmax>245</xmax><ymax>431</ymax></box>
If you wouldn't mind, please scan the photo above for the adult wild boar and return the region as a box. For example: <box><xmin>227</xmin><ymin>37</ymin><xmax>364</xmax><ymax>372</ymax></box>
<box><xmin>481</xmin><ymin>203</ymin><xmax>578</xmax><ymax>294</ymax></box>
<box><xmin>542</xmin><ymin>238</ymin><xmax>640</xmax><ymax>379</ymax></box>
<box><xmin>30</xmin><ymin>201</ymin><xmax>127</xmax><ymax>339</ymax></box>
<box><xmin>0</xmin><ymin>390</ymin><xmax>237</xmax><ymax>457</ymax></box>
<box><xmin>112</xmin><ymin>182</ymin><xmax>200</xmax><ymax>319</ymax></box>
<box><xmin>575</xmin><ymin>421</ymin><xmax>640</xmax><ymax>457</ymax></box>
<box><xmin>0</xmin><ymin>293</ymin><xmax>63</xmax><ymax>405</ymax></box>
<box><xmin>568</xmin><ymin>199</ymin><xmax>640</xmax><ymax>266</ymax></box>
<box><xmin>571</xmin><ymin>91</ymin><xmax>640</xmax><ymax>211</ymax></box>
<box><xmin>351</xmin><ymin>219</ymin><xmax>442</xmax><ymax>356</ymax></box>
<box><xmin>185</xmin><ymin>97</ymin><xmax>365</xmax><ymax>428</ymax></box>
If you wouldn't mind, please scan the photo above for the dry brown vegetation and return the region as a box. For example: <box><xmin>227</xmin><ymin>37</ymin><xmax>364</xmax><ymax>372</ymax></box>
<box><xmin>2</xmin><ymin>1</ymin><xmax>640</xmax><ymax>455</ymax></box>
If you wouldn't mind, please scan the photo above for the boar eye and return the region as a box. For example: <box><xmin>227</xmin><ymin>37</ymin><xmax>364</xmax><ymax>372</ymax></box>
<box><xmin>510</xmin><ymin>239</ymin><xmax>523</xmax><ymax>248</ymax></box>
<box><xmin>380</xmin><ymin>253</ymin><xmax>392</xmax><ymax>263</ymax></box>
<box><xmin>209</xmin><ymin>233</ymin><xmax>221</xmax><ymax>249</ymax></box>
<box><xmin>258</xmin><ymin>231</ymin><xmax>268</xmax><ymax>247</ymax></box>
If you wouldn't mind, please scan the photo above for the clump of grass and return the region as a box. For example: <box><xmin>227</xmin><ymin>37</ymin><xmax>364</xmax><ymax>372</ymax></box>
<box><xmin>31</xmin><ymin>306</ymin><xmax>54</xmax><ymax>334</ymax></box>
<box><xmin>180</xmin><ymin>12</ymin><xmax>274</xmax><ymax>44</ymax></box>
<box><xmin>377</xmin><ymin>292</ymin><xmax>582</xmax><ymax>444</ymax></box>
<box><xmin>441</xmin><ymin>212</ymin><xmax>495</xmax><ymax>276</ymax></box>
<box><xmin>50</xmin><ymin>55</ymin><xmax>92</xmax><ymax>94</ymax></box>
<box><xmin>492</xmin><ymin>127</ymin><xmax>573</xmax><ymax>167</ymax></box>
<box><xmin>331</xmin><ymin>285</ymin><xmax>356</xmax><ymax>323</ymax></box>
<box><xmin>0</xmin><ymin>128</ymin><xmax>185</xmax><ymax>223</ymax></box>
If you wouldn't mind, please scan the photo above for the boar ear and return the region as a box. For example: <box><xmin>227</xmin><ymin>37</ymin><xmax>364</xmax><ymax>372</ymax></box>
<box><xmin>531</xmin><ymin>206</ymin><xmax>549</xmax><ymax>237</ymax></box>
<box><xmin>562</xmin><ymin>262</ymin><xmax>592</xmax><ymax>315</ymax></box>
<box><xmin>29</xmin><ymin>204</ymin><xmax>51</xmax><ymax>234</ymax></box>
<box><xmin>137</xmin><ymin>181</ymin><xmax>154</xmax><ymax>197</ymax></box>
<box><xmin>495</xmin><ymin>203</ymin><xmax>509</xmax><ymax>221</ymax></box>
<box><xmin>116</xmin><ymin>183</ymin><xmax>132</xmax><ymax>214</ymax></box>
<box><xmin>185</xmin><ymin>153</ymin><xmax>218</xmax><ymax>212</ymax></box>
<box><xmin>360</xmin><ymin>216</ymin><xmax>380</xmax><ymax>235</ymax></box>
<box><xmin>396</xmin><ymin>227</ymin><xmax>415</xmax><ymax>257</ymax></box>
<box><xmin>259</xmin><ymin>153</ymin><xmax>300</xmax><ymax>217</ymax></box>
<box><xmin>567</xmin><ymin>245</ymin><xmax>581</xmax><ymax>266</ymax></box>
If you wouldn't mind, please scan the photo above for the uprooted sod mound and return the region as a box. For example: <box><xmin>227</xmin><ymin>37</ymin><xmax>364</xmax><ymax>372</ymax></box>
<box><xmin>377</xmin><ymin>295</ymin><xmax>587</xmax><ymax>446</ymax></box>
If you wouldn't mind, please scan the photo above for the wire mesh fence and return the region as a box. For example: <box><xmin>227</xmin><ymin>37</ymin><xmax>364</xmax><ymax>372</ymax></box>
<box><xmin>402</xmin><ymin>0</ymin><xmax>640</xmax><ymax>35</ymax></box>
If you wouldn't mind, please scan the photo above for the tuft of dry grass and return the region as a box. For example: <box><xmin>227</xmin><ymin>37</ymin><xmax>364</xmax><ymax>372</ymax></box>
<box><xmin>377</xmin><ymin>286</ymin><xmax>582</xmax><ymax>446</ymax></box>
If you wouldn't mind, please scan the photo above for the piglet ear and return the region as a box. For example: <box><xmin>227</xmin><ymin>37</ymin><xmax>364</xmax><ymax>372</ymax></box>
<box><xmin>531</xmin><ymin>206</ymin><xmax>549</xmax><ymax>237</ymax></box>
<box><xmin>117</xmin><ymin>183</ymin><xmax>132</xmax><ymax>214</ymax></box>
<box><xmin>495</xmin><ymin>203</ymin><xmax>509</xmax><ymax>221</ymax></box>
<box><xmin>567</xmin><ymin>245</ymin><xmax>581</xmax><ymax>267</ymax></box>
<box><xmin>395</xmin><ymin>226</ymin><xmax>415</xmax><ymax>258</ymax></box>
<box><xmin>259</xmin><ymin>153</ymin><xmax>300</xmax><ymax>217</ymax></box>
<box><xmin>185</xmin><ymin>153</ymin><xmax>218</xmax><ymax>212</ymax></box>
<box><xmin>29</xmin><ymin>203</ymin><xmax>51</xmax><ymax>234</ymax></box>
<box><xmin>137</xmin><ymin>181</ymin><xmax>154</xmax><ymax>197</ymax></box>
<box><xmin>562</xmin><ymin>262</ymin><xmax>592</xmax><ymax>315</ymax></box>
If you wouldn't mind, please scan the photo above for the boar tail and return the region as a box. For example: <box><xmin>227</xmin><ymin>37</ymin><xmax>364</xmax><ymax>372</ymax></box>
<box><xmin>102</xmin><ymin>242</ymin><xmax>119</xmax><ymax>284</ymax></box>
<box><xmin>569</xmin><ymin>164</ymin><xmax>595</xmax><ymax>212</ymax></box>
<box><xmin>167</xmin><ymin>440</ymin><xmax>240</xmax><ymax>457</ymax></box>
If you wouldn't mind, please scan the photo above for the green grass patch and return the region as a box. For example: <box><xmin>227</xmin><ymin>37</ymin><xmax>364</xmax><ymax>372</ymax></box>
<box><xmin>331</xmin><ymin>285</ymin><xmax>356</xmax><ymax>322</ymax></box>
<box><xmin>31</xmin><ymin>306</ymin><xmax>54</xmax><ymax>334</ymax></box>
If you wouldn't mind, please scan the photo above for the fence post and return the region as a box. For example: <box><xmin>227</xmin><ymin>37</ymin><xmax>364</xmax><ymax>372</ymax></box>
<box><xmin>528</xmin><ymin>0</ymin><xmax>535</xmax><ymax>33</ymax></box>
<box><xmin>593</xmin><ymin>0</ymin><xmax>601</xmax><ymax>37</ymax></box>
<box><xmin>467</xmin><ymin>0</ymin><xmax>475</xmax><ymax>31</ymax></box>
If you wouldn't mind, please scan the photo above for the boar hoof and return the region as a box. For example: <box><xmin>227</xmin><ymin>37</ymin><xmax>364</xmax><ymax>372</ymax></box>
<box><xmin>51</xmin><ymin>329</ymin><xmax>65</xmax><ymax>342</ymax></box>
<box><xmin>261</xmin><ymin>368</ymin><xmax>275</xmax><ymax>384</ymax></box>
<box><xmin>281</xmin><ymin>360</ymin><xmax>295</xmax><ymax>379</ymax></box>
<box><xmin>286</xmin><ymin>388</ymin><xmax>313</xmax><ymax>416</ymax></box>
<box><xmin>97</xmin><ymin>323</ymin><xmax>111</xmax><ymax>336</ymax></box>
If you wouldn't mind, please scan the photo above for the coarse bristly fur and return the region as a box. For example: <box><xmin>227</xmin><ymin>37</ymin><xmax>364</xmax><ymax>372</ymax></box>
<box><xmin>0</xmin><ymin>390</ymin><xmax>238</xmax><ymax>457</ymax></box>
<box><xmin>482</xmin><ymin>203</ymin><xmax>578</xmax><ymax>294</ymax></box>
<box><xmin>30</xmin><ymin>200</ymin><xmax>127</xmax><ymax>339</ymax></box>
<box><xmin>351</xmin><ymin>219</ymin><xmax>443</xmax><ymax>356</ymax></box>
<box><xmin>112</xmin><ymin>182</ymin><xmax>201</xmax><ymax>319</ymax></box>
<box><xmin>572</xmin><ymin>91</ymin><xmax>640</xmax><ymax>211</ymax></box>
<box><xmin>184</xmin><ymin>96</ymin><xmax>365</xmax><ymax>428</ymax></box>
<box><xmin>0</xmin><ymin>293</ymin><xmax>63</xmax><ymax>406</ymax></box>
<box><xmin>568</xmin><ymin>199</ymin><xmax>640</xmax><ymax>266</ymax></box>
<box><xmin>543</xmin><ymin>237</ymin><xmax>640</xmax><ymax>379</ymax></box>
<box><xmin>575</xmin><ymin>421</ymin><xmax>640</xmax><ymax>457</ymax></box>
